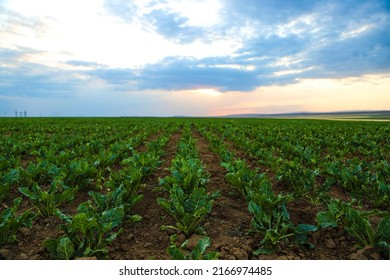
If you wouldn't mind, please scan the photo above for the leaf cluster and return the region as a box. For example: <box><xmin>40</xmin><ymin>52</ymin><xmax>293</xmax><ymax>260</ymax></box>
<box><xmin>45</xmin><ymin>204</ymin><xmax>124</xmax><ymax>259</ymax></box>
<box><xmin>167</xmin><ymin>234</ymin><xmax>218</xmax><ymax>260</ymax></box>
<box><xmin>316</xmin><ymin>198</ymin><xmax>390</xmax><ymax>259</ymax></box>
<box><xmin>158</xmin><ymin>186</ymin><xmax>220</xmax><ymax>236</ymax></box>
<box><xmin>19</xmin><ymin>180</ymin><xmax>77</xmax><ymax>217</ymax></box>
<box><xmin>248</xmin><ymin>183</ymin><xmax>316</xmax><ymax>254</ymax></box>
<box><xmin>0</xmin><ymin>198</ymin><xmax>34</xmax><ymax>245</ymax></box>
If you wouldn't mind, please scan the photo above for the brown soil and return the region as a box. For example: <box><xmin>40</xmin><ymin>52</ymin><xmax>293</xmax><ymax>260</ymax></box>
<box><xmin>192</xmin><ymin>130</ymin><xmax>258</xmax><ymax>259</ymax></box>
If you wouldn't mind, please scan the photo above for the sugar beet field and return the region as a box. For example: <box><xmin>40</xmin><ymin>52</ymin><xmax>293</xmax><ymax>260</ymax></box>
<box><xmin>0</xmin><ymin>118</ymin><xmax>389</xmax><ymax>260</ymax></box>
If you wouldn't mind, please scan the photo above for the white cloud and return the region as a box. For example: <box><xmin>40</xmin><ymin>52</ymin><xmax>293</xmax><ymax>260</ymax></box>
<box><xmin>1</xmin><ymin>0</ymin><xmax>239</xmax><ymax>69</ymax></box>
<box><xmin>339</xmin><ymin>24</ymin><xmax>374</xmax><ymax>40</ymax></box>
<box><xmin>164</xmin><ymin>0</ymin><xmax>223</xmax><ymax>27</ymax></box>
<box><xmin>275</xmin><ymin>14</ymin><xmax>318</xmax><ymax>38</ymax></box>
<box><xmin>270</xmin><ymin>54</ymin><xmax>305</xmax><ymax>68</ymax></box>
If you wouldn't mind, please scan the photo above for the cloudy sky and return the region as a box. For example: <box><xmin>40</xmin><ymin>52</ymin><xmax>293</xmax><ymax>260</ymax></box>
<box><xmin>0</xmin><ymin>0</ymin><xmax>389</xmax><ymax>116</ymax></box>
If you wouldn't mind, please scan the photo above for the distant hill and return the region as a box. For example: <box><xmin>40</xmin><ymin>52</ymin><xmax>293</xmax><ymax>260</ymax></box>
<box><xmin>223</xmin><ymin>110</ymin><xmax>390</xmax><ymax>119</ymax></box>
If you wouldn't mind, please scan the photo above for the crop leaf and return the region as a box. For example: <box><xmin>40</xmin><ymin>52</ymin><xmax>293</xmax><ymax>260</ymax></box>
<box><xmin>167</xmin><ymin>234</ymin><xmax>218</xmax><ymax>260</ymax></box>
<box><xmin>0</xmin><ymin>197</ymin><xmax>34</xmax><ymax>245</ymax></box>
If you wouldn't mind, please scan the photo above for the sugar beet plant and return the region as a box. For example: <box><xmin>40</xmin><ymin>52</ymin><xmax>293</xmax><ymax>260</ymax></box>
<box><xmin>316</xmin><ymin>198</ymin><xmax>390</xmax><ymax>259</ymax></box>
<box><xmin>44</xmin><ymin>193</ymin><xmax>125</xmax><ymax>259</ymax></box>
<box><xmin>247</xmin><ymin>182</ymin><xmax>317</xmax><ymax>254</ymax></box>
<box><xmin>158</xmin><ymin>185</ymin><xmax>220</xmax><ymax>236</ymax></box>
<box><xmin>0</xmin><ymin>197</ymin><xmax>34</xmax><ymax>245</ymax></box>
<box><xmin>19</xmin><ymin>180</ymin><xmax>77</xmax><ymax>218</ymax></box>
<box><xmin>79</xmin><ymin>186</ymin><xmax>142</xmax><ymax>223</ymax></box>
<box><xmin>167</xmin><ymin>234</ymin><xmax>219</xmax><ymax>260</ymax></box>
<box><xmin>224</xmin><ymin>159</ymin><xmax>317</xmax><ymax>254</ymax></box>
<box><xmin>221</xmin><ymin>160</ymin><xmax>267</xmax><ymax>199</ymax></box>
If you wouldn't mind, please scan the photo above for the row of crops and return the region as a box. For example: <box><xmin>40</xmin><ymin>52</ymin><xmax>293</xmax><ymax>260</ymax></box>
<box><xmin>1</xmin><ymin>117</ymin><xmax>389</xmax><ymax>259</ymax></box>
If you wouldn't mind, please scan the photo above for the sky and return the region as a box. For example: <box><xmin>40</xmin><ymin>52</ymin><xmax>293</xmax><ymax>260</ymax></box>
<box><xmin>0</xmin><ymin>0</ymin><xmax>389</xmax><ymax>117</ymax></box>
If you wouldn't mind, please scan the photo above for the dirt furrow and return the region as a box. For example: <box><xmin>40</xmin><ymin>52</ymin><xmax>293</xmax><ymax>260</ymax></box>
<box><xmin>108</xmin><ymin>130</ymin><xmax>182</xmax><ymax>260</ymax></box>
<box><xmin>191</xmin><ymin>130</ymin><xmax>259</xmax><ymax>260</ymax></box>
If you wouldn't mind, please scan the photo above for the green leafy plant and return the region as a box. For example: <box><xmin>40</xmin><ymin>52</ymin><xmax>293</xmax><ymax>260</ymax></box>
<box><xmin>78</xmin><ymin>186</ymin><xmax>142</xmax><ymax>223</ymax></box>
<box><xmin>1</xmin><ymin>168</ymin><xmax>20</xmax><ymax>202</ymax></box>
<box><xmin>248</xmin><ymin>183</ymin><xmax>316</xmax><ymax>254</ymax></box>
<box><xmin>160</xmin><ymin>158</ymin><xmax>209</xmax><ymax>194</ymax></box>
<box><xmin>24</xmin><ymin>160</ymin><xmax>64</xmax><ymax>185</ymax></box>
<box><xmin>64</xmin><ymin>159</ymin><xmax>97</xmax><ymax>190</ymax></box>
<box><xmin>19</xmin><ymin>180</ymin><xmax>77</xmax><ymax>217</ymax></box>
<box><xmin>177</xmin><ymin>141</ymin><xmax>199</xmax><ymax>159</ymax></box>
<box><xmin>317</xmin><ymin>198</ymin><xmax>390</xmax><ymax>259</ymax></box>
<box><xmin>167</xmin><ymin>234</ymin><xmax>219</xmax><ymax>260</ymax></box>
<box><xmin>45</xmin><ymin>205</ymin><xmax>124</xmax><ymax>259</ymax></box>
<box><xmin>376</xmin><ymin>216</ymin><xmax>390</xmax><ymax>259</ymax></box>
<box><xmin>0</xmin><ymin>197</ymin><xmax>34</xmax><ymax>245</ymax></box>
<box><xmin>107</xmin><ymin>167</ymin><xmax>143</xmax><ymax>195</ymax></box>
<box><xmin>121</xmin><ymin>151</ymin><xmax>162</xmax><ymax>179</ymax></box>
<box><xmin>361</xmin><ymin>181</ymin><xmax>390</xmax><ymax>209</ymax></box>
<box><xmin>221</xmin><ymin>160</ymin><xmax>267</xmax><ymax>199</ymax></box>
<box><xmin>157</xmin><ymin>186</ymin><xmax>220</xmax><ymax>236</ymax></box>
<box><xmin>276</xmin><ymin>159</ymin><xmax>320</xmax><ymax>197</ymax></box>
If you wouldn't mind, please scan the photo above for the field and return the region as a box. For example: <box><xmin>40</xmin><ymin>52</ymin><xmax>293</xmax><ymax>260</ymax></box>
<box><xmin>0</xmin><ymin>117</ymin><xmax>389</xmax><ymax>260</ymax></box>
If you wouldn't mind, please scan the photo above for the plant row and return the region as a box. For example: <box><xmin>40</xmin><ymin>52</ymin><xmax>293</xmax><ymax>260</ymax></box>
<box><xmin>157</xmin><ymin>125</ymin><xmax>220</xmax><ymax>259</ymax></box>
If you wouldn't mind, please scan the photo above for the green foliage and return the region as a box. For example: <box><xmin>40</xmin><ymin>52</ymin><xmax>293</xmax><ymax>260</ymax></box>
<box><xmin>157</xmin><ymin>131</ymin><xmax>219</xmax><ymax>237</ymax></box>
<box><xmin>247</xmin><ymin>184</ymin><xmax>291</xmax><ymax>254</ymax></box>
<box><xmin>44</xmin><ymin>237</ymin><xmax>74</xmax><ymax>260</ymax></box>
<box><xmin>221</xmin><ymin>160</ymin><xmax>267</xmax><ymax>199</ymax></box>
<box><xmin>121</xmin><ymin>151</ymin><xmax>162</xmax><ymax>179</ymax></box>
<box><xmin>64</xmin><ymin>159</ymin><xmax>97</xmax><ymax>190</ymax></box>
<box><xmin>361</xmin><ymin>181</ymin><xmax>390</xmax><ymax>209</ymax></box>
<box><xmin>78</xmin><ymin>186</ymin><xmax>142</xmax><ymax>223</ymax></box>
<box><xmin>376</xmin><ymin>216</ymin><xmax>390</xmax><ymax>259</ymax></box>
<box><xmin>276</xmin><ymin>158</ymin><xmax>320</xmax><ymax>197</ymax></box>
<box><xmin>24</xmin><ymin>161</ymin><xmax>64</xmax><ymax>186</ymax></box>
<box><xmin>158</xmin><ymin>186</ymin><xmax>220</xmax><ymax>236</ymax></box>
<box><xmin>45</xmin><ymin>205</ymin><xmax>124</xmax><ymax>259</ymax></box>
<box><xmin>160</xmin><ymin>158</ymin><xmax>209</xmax><ymax>194</ymax></box>
<box><xmin>167</xmin><ymin>234</ymin><xmax>219</xmax><ymax>260</ymax></box>
<box><xmin>0</xmin><ymin>197</ymin><xmax>34</xmax><ymax>245</ymax></box>
<box><xmin>1</xmin><ymin>168</ymin><xmax>21</xmax><ymax>202</ymax></box>
<box><xmin>19</xmin><ymin>180</ymin><xmax>77</xmax><ymax>217</ymax></box>
<box><xmin>316</xmin><ymin>199</ymin><xmax>374</xmax><ymax>245</ymax></box>
<box><xmin>325</xmin><ymin>160</ymin><xmax>388</xmax><ymax>207</ymax></box>
<box><xmin>339</xmin><ymin>159</ymin><xmax>377</xmax><ymax>192</ymax></box>
<box><xmin>1</xmin><ymin>117</ymin><xmax>389</xmax><ymax>260</ymax></box>
<box><xmin>316</xmin><ymin>198</ymin><xmax>390</xmax><ymax>259</ymax></box>
<box><xmin>107</xmin><ymin>168</ymin><xmax>143</xmax><ymax>198</ymax></box>
<box><xmin>248</xmin><ymin>183</ymin><xmax>316</xmax><ymax>254</ymax></box>
<box><xmin>93</xmin><ymin>150</ymin><xmax>118</xmax><ymax>170</ymax></box>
